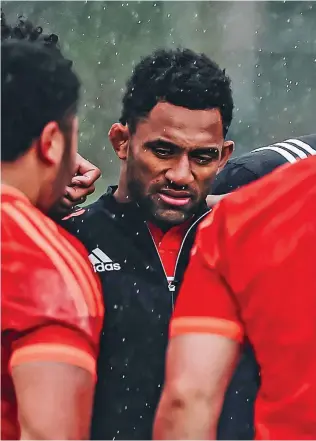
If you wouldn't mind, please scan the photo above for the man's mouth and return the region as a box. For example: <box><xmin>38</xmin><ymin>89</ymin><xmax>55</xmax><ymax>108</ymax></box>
<box><xmin>158</xmin><ymin>189</ymin><xmax>192</xmax><ymax>207</ymax></box>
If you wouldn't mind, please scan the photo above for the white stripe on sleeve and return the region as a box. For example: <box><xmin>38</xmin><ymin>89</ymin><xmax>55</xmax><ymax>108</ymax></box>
<box><xmin>274</xmin><ymin>142</ymin><xmax>308</xmax><ymax>159</ymax></box>
<box><xmin>284</xmin><ymin>139</ymin><xmax>316</xmax><ymax>155</ymax></box>
<box><xmin>252</xmin><ymin>146</ymin><xmax>297</xmax><ymax>163</ymax></box>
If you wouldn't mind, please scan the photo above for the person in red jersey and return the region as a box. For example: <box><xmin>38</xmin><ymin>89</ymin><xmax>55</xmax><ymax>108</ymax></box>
<box><xmin>154</xmin><ymin>156</ymin><xmax>316</xmax><ymax>440</ymax></box>
<box><xmin>1</xmin><ymin>19</ymin><xmax>104</xmax><ymax>440</ymax></box>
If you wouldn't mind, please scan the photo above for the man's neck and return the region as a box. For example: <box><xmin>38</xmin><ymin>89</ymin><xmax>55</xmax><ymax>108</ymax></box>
<box><xmin>1</xmin><ymin>163</ymin><xmax>39</xmax><ymax>206</ymax></box>
<box><xmin>113</xmin><ymin>172</ymin><xmax>133</xmax><ymax>204</ymax></box>
<box><xmin>113</xmin><ymin>186</ymin><xmax>132</xmax><ymax>204</ymax></box>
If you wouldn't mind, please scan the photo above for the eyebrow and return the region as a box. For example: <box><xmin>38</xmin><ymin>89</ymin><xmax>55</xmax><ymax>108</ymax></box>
<box><xmin>144</xmin><ymin>139</ymin><xmax>220</xmax><ymax>153</ymax></box>
<box><xmin>144</xmin><ymin>139</ymin><xmax>180</xmax><ymax>150</ymax></box>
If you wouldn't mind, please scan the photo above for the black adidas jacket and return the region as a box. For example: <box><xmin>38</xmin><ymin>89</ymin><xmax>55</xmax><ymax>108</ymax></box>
<box><xmin>61</xmin><ymin>190</ymin><xmax>257</xmax><ymax>440</ymax></box>
<box><xmin>61</xmin><ymin>134</ymin><xmax>315</xmax><ymax>440</ymax></box>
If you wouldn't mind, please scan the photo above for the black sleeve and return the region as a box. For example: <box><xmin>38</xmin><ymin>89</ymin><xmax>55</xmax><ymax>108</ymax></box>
<box><xmin>297</xmin><ymin>134</ymin><xmax>316</xmax><ymax>150</ymax></box>
<box><xmin>212</xmin><ymin>162</ymin><xmax>259</xmax><ymax>194</ymax></box>
<box><xmin>212</xmin><ymin>148</ymin><xmax>289</xmax><ymax>194</ymax></box>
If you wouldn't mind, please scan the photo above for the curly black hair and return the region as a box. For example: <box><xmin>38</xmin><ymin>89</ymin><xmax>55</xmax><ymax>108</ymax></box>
<box><xmin>1</xmin><ymin>11</ymin><xmax>80</xmax><ymax>162</ymax></box>
<box><xmin>1</xmin><ymin>10</ymin><xmax>59</xmax><ymax>48</ymax></box>
<box><xmin>120</xmin><ymin>48</ymin><xmax>234</xmax><ymax>137</ymax></box>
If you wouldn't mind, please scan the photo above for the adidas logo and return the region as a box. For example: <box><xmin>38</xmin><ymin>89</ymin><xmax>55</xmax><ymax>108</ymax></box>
<box><xmin>88</xmin><ymin>248</ymin><xmax>121</xmax><ymax>272</ymax></box>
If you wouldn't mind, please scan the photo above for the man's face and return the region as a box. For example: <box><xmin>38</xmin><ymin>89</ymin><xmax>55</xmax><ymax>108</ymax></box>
<box><xmin>123</xmin><ymin>102</ymin><xmax>233</xmax><ymax>227</ymax></box>
<box><xmin>53</xmin><ymin>117</ymin><xmax>78</xmax><ymax>202</ymax></box>
<box><xmin>40</xmin><ymin>116</ymin><xmax>78</xmax><ymax>212</ymax></box>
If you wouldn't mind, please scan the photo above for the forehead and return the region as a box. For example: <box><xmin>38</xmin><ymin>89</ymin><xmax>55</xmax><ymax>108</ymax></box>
<box><xmin>133</xmin><ymin>102</ymin><xmax>224</xmax><ymax>148</ymax></box>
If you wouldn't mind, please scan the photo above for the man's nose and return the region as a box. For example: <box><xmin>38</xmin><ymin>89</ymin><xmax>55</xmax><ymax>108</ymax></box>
<box><xmin>165</xmin><ymin>155</ymin><xmax>194</xmax><ymax>186</ymax></box>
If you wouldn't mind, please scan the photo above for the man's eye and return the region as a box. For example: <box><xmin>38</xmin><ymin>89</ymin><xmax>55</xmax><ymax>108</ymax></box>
<box><xmin>155</xmin><ymin>148</ymin><xmax>171</xmax><ymax>157</ymax></box>
<box><xmin>192</xmin><ymin>149</ymin><xmax>220</xmax><ymax>164</ymax></box>
<box><xmin>194</xmin><ymin>156</ymin><xmax>214</xmax><ymax>164</ymax></box>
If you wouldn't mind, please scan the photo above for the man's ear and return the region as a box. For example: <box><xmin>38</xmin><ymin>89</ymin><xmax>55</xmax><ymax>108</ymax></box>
<box><xmin>217</xmin><ymin>140</ymin><xmax>234</xmax><ymax>174</ymax></box>
<box><xmin>108</xmin><ymin>123</ymin><xmax>130</xmax><ymax>160</ymax></box>
<box><xmin>38</xmin><ymin>121</ymin><xmax>64</xmax><ymax>165</ymax></box>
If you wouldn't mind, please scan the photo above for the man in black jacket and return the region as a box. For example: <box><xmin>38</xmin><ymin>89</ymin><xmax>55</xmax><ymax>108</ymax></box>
<box><xmin>61</xmin><ymin>48</ymin><xmax>249</xmax><ymax>440</ymax></box>
<box><xmin>61</xmin><ymin>47</ymin><xmax>316</xmax><ymax>440</ymax></box>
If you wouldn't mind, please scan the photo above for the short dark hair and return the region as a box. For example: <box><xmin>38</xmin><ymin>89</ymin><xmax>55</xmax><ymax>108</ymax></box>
<box><xmin>120</xmin><ymin>48</ymin><xmax>234</xmax><ymax>137</ymax></box>
<box><xmin>1</xmin><ymin>13</ymin><xmax>80</xmax><ymax>161</ymax></box>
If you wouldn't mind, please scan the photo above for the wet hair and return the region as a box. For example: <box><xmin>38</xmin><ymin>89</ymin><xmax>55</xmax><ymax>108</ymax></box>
<box><xmin>1</xmin><ymin>12</ymin><xmax>80</xmax><ymax>161</ymax></box>
<box><xmin>1</xmin><ymin>11</ymin><xmax>60</xmax><ymax>49</ymax></box>
<box><xmin>120</xmin><ymin>48</ymin><xmax>234</xmax><ymax>137</ymax></box>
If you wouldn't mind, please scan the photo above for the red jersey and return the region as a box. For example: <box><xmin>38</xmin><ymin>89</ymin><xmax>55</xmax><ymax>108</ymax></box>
<box><xmin>1</xmin><ymin>185</ymin><xmax>104</xmax><ymax>440</ymax></box>
<box><xmin>171</xmin><ymin>156</ymin><xmax>316</xmax><ymax>439</ymax></box>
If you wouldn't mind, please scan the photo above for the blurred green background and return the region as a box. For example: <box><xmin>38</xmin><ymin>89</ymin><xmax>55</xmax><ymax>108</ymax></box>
<box><xmin>3</xmin><ymin>1</ymin><xmax>316</xmax><ymax>201</ymax></box>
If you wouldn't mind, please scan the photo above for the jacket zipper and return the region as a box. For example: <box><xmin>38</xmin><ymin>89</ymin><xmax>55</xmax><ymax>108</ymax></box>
<box><xmin>146</xmin><ymin>210</ymin><xmax>211</xmax><ymax>310</ymax></box>
<box><xmin>173</xmin><ymin>210</ymin><xmax>210</xmax><ymax>282</ymax></box>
